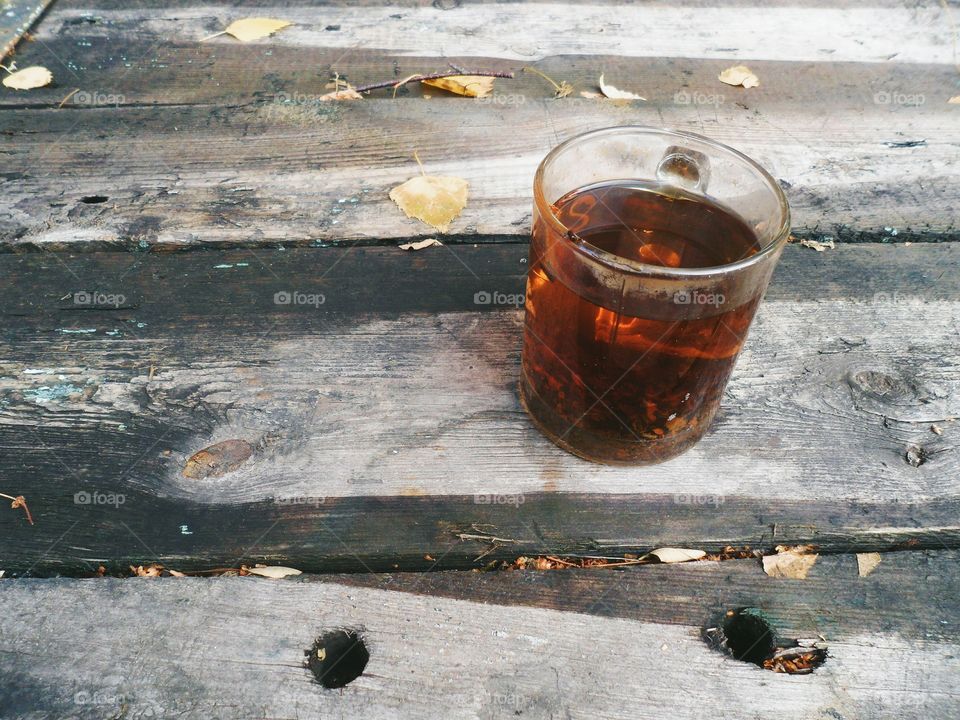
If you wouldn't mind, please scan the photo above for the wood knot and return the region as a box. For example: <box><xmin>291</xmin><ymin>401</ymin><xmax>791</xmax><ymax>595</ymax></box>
<box><xmin>182</xmin><ymin>439</ymin><xmax>253</xmax><ymax>479</ymax></box>
<box><xmin>904</xmin><ymin>445</ymin><xmax>927</xmax><ymax>467</ymax></box>
<box><xmin>849</xmin><ymin>370</ymin><xmax>909</xmax><ymax>400</ymax></box>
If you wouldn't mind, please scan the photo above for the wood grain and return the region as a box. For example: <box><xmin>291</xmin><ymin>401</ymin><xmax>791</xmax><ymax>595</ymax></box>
<box><xmin>2</xmin><ymin>100</ymin><xmax>956</xmax><ymax>249</ymax></box>
<box><xmin>1</xmin><ymin>243</ymin><xmax>957</xmax><ymax>574</ymax></box>
<box><xmin>1</xmin><ymin>551</ymin><xmax>958</xmax><ymax>719</ymax></box>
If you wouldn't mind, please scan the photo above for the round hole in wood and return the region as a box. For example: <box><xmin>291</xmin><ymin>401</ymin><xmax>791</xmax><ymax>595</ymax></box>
<box><xmin>306</xmin><ymin>629</ymin><xmax>369</xmax><ymax>689</ymax></box>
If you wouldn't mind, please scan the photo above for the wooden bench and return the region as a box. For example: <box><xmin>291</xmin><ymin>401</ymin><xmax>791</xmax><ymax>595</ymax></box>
<box><xmin>1</xmin><ymin>1</ymin><xmax>958</xmax><ymax>717</ymax></box>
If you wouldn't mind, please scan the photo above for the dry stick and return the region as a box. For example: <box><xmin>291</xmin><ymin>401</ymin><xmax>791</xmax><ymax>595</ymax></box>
<box><xmin>353</xmin><ymin>69</ymin><xmax>514</xmax><ymax>94</ymax></box>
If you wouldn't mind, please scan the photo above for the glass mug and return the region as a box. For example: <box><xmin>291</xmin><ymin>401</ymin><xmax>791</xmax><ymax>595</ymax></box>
<box><xmin>520</xmin><ymin>127</ymin><xmax>790</xmax><ymax>464</ymax></box>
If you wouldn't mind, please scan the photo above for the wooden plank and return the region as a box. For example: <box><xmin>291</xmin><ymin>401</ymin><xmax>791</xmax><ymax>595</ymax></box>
<box><xmin>1</xmin><ymin>99</ymin><xmax>956</xmax><ymax>249</ymax></box>
<box><xmin>23</xmin><ymin>2</ymin><xmax>958</xmax><ymax>65</ymax></box>
<box><xmin>1</xmin><ymin>551</ymin><xmax>958</xmax><ymax>718</ymax></box>
<box><xmin>1</xmin><ymin>243</ymin><xmax>958</xmax><ymax>574</ymax></box>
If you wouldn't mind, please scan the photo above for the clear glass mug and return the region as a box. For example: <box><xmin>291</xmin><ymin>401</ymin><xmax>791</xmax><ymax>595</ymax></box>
<box><xmin>519</xmin><ymin>127</ymin><xmax>790</xmax><ymax>464</ymax></box>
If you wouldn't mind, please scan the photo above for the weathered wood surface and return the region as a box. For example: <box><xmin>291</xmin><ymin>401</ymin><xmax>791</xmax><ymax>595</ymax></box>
<box><xmin>1</xmin><ymin>0</ymin><xmax>958</xmax><ymax>248</ymax></box>
<box><xmin>2</xmin><ymin>551</ymin><xmax>958</xmax><ymax>719</ymax></box>
<box><xmin>1</xmin><ymin>243</ymin><xmax>958</xmax><ymax>574</ymax></box>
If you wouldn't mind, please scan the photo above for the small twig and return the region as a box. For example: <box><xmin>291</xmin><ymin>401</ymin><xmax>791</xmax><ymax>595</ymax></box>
<box><xmin>412</xmin><ymin>150</ymin><xmax>425</xmax><ymax>176</ymax></box>
<box><xmin>353</xmin><ymin>68</ymin><xmax>514</xmax><ymax>94</ymax></box>
<box><xmin>58</xmin><ymin>88</ymin><xmax>79</xmax><ymax>108</ymax></box>
<box><xmin>522</xmin><ymin>66</ymin><xmax>573</xmax><ymax>98</ymax></box>
<box><xmin>456</xmin><ymin>532</ymin><xmax>516</xmax><ymax>544</ymax></box>
<box><xmin>0</xmin><ymin>493</ymin><xmax>34</xmax><ymax>525</ymax></box>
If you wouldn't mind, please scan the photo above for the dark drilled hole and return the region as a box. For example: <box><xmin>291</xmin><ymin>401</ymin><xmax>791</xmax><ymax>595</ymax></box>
<box><xmin>306</xmin><ymin>630</ymin><xmax>369</xmax><ymax>689</ymax></box>
<box><xmin>80</xmin><ymin>195</ymin><xmax>109</xmax><ymax>204</ymax></box>
<box><xmin>704</xmin><ymin>608</ymin><xmax>828</xmax><ymax>674</ymax></box>
<box><xmin>722</xmin><ymin>608</ymin><xmax>775</xmax><ymax>665</ymax></box>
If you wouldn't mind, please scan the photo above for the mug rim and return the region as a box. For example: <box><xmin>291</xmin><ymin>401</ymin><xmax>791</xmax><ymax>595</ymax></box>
<box><xmin>532</xmin><ymin>125</ymin><xmax>792</xmax><ymax>278</ymax></box>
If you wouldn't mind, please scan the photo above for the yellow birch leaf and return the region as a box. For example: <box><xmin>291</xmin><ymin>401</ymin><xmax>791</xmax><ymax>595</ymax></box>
<box><xmin>218</xmin><ymin>18</ymin><xmax>292</xmax><ymax>42</ymax></box>
<box><xmin>3</xmin><ymin>66</ymin><xmax>53</xmax><ymax>90</ymax></box>
<box><xmin>390</xmin><ymin>175</ymin><xmax>468</xmax><ymax>233</ymax></box>
<box><xmin>598</xmin><ymin>74</ymin><xmax>645</xmax><ymax>100</ymax></box>
<box><xmin>719</xmin><ymin>65</ymin><xmax>760</xmax><ymax>88</ymax></box>
<box><xmin>421</xmin><ymin>75</ymin><xmax>494</xmax><ymax>98</ymax></box>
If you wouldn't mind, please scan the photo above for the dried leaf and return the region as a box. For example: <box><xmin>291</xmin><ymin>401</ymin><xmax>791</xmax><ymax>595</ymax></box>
<box><xmin>245</xmin><ymin>565</ymin><xmax>302</xmax><ymax>579</ymax></box>
<box><xmin>799</xmin><ymin>238</ymin><xmax>835</xmax><ymax>252</ymax></box>
<box><xmin>948</xmin><ymin>96</ymin><xmax>960</xmax><ymax>104</ymax></box>
<box><xmin>212</xmin><ymin>18</ymin><xmax>292</xmax><ymax>42</ymax></box>
<box><xmin>598</xmin><ymin>74</ymin><xmax>645</xmax><ymax>100</ymax></box>
<box><xmin>856</xmin><ymin>552</ymin><xmax>882</xmax><ymax>577</ymax></box>
<box><xmin>763</xmin><ymin>644</ymin><xmax>828</xmax><ymax>674</ymax></box>
<box><xmin>579</xmin><ymin>91</ymin><xmax>603</xmax><ymax>99</ymax></box>
<box><xmin>650</xmin><ymin>547</ymin><xmax>706</xmax><ymax>563</ymax></box>
<box><xmin>130</xmin><ymin>563</ymin><xmax>165</xmax><ymax>577</ymax></box>
<box><xmin>398</xmin><ymin>238</ymin><xmax>443</xmax><ymax>251</ymax></box>
<box><xmin>931</xmin><ymin>424</ymin><xmax>944</xmax><ymax>435</ymax></box>
<box><xmin>763</xmin><ymin>547</ymin><xmax>818</xmax><ymax>579</ymax></box>
<box><xmin>719</xmin><ymin>65</ymin><xmax>760</xmax><ymax>89</ymax></box>
<box><xmin>389</xmin><ymin>175</ymin><xmax>468</xmax><ymax>233</ymax></box>
<box><xmin>3</xmin><ymin>66</ymin><xmax>53</xmax><ymax>90</ymax></box>
<box><xmin>319</xmin><ymin>86</ymin><xmax>363</xmax><ymax>101</ymax></box>
<box><xmin>421</xmin><ymin>75</ymin><xmax>494</xmax><ymax>98</ymax></box>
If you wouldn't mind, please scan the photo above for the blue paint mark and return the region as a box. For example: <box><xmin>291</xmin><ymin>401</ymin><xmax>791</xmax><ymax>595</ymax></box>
<box><xmin>25</xmin><ymin>384</ymin><xmax>84</xmax><ymax>403</ymax></box>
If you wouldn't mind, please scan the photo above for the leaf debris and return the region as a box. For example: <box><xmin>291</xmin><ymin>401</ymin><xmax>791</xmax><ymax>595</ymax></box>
<box><xmin>762</xmin><ymin>545</ymin><xmax>819</xmax><ymax>579</ymax></box>
<box><xmin>398</xmin><ymin>238</ymin><xmax>443</xmax><ymax>251</ymax></box>
<box><xmin>0</xmin><ymin>493</ymin><xmax>33</xmax><ymax>525</ymax></box>
<box><xmin>719</xmin><ymin>65</ymin><xmax>760</xmax><ymax>88</ymax></box>
<box><xmin>856</xmin><ymin>552</ymin><xmax>882</xmax><ymax>577</ymax></box>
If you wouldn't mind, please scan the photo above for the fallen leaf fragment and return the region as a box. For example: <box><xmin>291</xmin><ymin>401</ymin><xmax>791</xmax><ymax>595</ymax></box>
<box><xmin>421</xmin><ymin>75</ymin><xmax>494</xmax><ymax>98</ymax></box>
<box><xmin>763</xmin><ymin>546</ymin><xmax>818</xmax><ymax>579</ymax></box>
<box><xmin>3</xmin><ymin>65</ymin><xmax>53</xmax><ymax>90</ymax></box>
<box><xmin>319</xmin><ymin>86</ymin><xmax>363</xmax><ymax>101</ymax></box>
<box><xmin>598</xmin><ymin>74</ymin><xmax>645</xmax><ymax>100</ymax></box>
<box><xmin>206</xmin><ymin>18</ymin><xmax>292</xmax><ymax>42</ymax></box>
<box><xmin>799</xmin><ymin>238</ymin><xmax>835</xmax><ymax>252</ymax></box>
<box><xmin>131</xmin><ymin>564</ymin><xmax>161</xmax><ymax>577</ymax></box>
<box><xmin>579</xmin><ymin>90</ymin><xmax>603</xmax><ymax>99</ymax></box>
<box><xmin>389</xmin><ymin>175</ymin><xmax>468</xmax><ymax>233</ymax></box>
<box><xmin>948</xmin><ymin>96</ymin><xmax>960</xmax><ymax>104</ymax></box>
<box><xmin>762</xmin><ymin>643</ymin><xmax>828</xmax><ymax>674</ymax></box>
<box><xmin>398</xmin><ymin>238</ymin><xmax>443</xmax><ymax>251</ymax></box>
<box><xmin>856</xmin><ymin>552</ymin><xmax>882</xmax><ymax>577</ymax></box>
<box><xmin>931</xmin><ymin>424</ymin><xmax>944</xmax><ymax>435</ymax></box>
<box><xmin>650</xmin><ymin>547</ymin><xmax>706</xmax><ymax>563</ymax></box>
<box><xmin>719</xmin><ymin>65</ymin><xmax>760</xmax><ymax>89</ymax></box>
<box><xmin>245</xmin><ymin>565</ymin><xmax>302</xmax><ymax>579</ymax></box>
